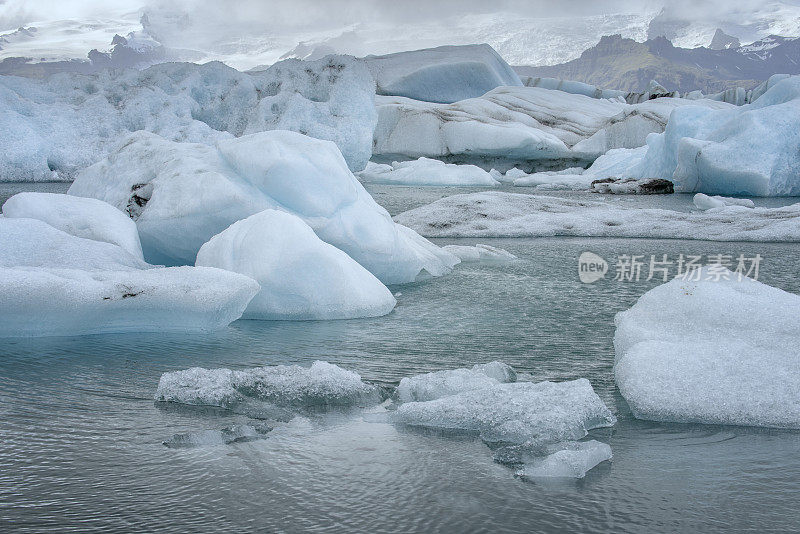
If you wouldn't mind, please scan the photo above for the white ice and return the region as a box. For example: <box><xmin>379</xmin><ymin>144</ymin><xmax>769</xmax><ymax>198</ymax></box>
<box><xmin>693</xmin><ymin>193</ymin><xmax>755</xmax><ymax>210</ymax></box>
<box><xmin>395</xmin><ymin>192</ymin><xmax>800</xmax><ymax>242</ymax></box>
<box><xmin>2</xmin><ymin>192</ymin><xmax>144</xmax><ymax>260</ymax></box>
<box><xmin>396</xmin><ymin>361</ymin><xmax>517</xmax><ymax>402</ymax></box>
<box><xmin>358</xmin><ymin>158</ymin><xmax>498</xmax><ymax>186</ymax></box>
<box><xmin>393</xmin><ymin>379</ymin><xmax>616</xmax><ymax>446</ymax></box>
<box><xmin>614</xmin><ymin>267</ymin><xmax>800</xmax><ymax>429</ymax></box>
<box><xmin>441</xmin><ymin>244</ymin><xmax>517</xmax><ymax>263</ymax></box>
<box><xmin>196</xmin><ymin>210</ymin><xmax>396</xmax><ymax>320</ymax></box>
<box><xmin>155</xmin><ymin>361</ymin><xmax>382</xmax><ymax>410</ymax></box>
<box><xmin>69</xmin><ymin>130</ymin><xmax>458</xmax><ymax>284</ymax></box>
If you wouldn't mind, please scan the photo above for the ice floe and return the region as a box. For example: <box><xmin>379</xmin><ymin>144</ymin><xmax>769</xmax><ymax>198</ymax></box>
<box><xmin>70</xmin><ymin>130</ymin><xmax>457</xmax><ymax>283</ymax></box>
<box><xmin>364</xmin><ymin>44</ymin><xmax>522</xmax><ymax>104</ymax></box>
<box><xmin>196</xmin><ymin>210</ymin><xmax>396</xmax><ymax>320</ymax></box>
<box><xmin>393</xmin><ymin>379</ymin><xmax>616</xmax><ymax>446</ymax></box>
<box><xmin>373</xmin><ymin>86</ymin><xmax>730</xmax><ymax>171</ymax></box>
<box><xmin>155</xmin><ymin>361</ymin><xmax>383</xmax><ymax>411</ymax></box>
<box><xmin>2</xmin><ymin>192</ymin><xmax>144</xmax><ymax>260</ymax></box>
<box><xmin>0</xmin><ymin>55</ymin><xmax>375</xmax><ymax>181</ymax></box>
<box><xmin>614</xmin><ymin>268</ymin><xmax>800</xmax><ymax>429</ymax></box>
<box><xmin>515</xmin><ymin>440</ymin><xmax>613</xmax><ymax>479</ymax></box>
<box><xmin>693</xmin><ymin>193</ymin><xmax>755</xmax><ymax>210</ymax></box>
<box><xmin>396</xmin><ymin>361</ymin><xmax>517</xmax><ymax>402</ymax></box>
<box><xmin>394</xmin><ymin>192</ymin><xmax>800</xmax><ymax>241</ymax></box>
<box><xmin>357</xmin><ymin>158</ymin><xmax>499</xmax><ymax>186</ymax></box>
<box><xmin>628</xmin><ymin>76</ymin><xmax>800</xmax><ymax>196</ymax></box>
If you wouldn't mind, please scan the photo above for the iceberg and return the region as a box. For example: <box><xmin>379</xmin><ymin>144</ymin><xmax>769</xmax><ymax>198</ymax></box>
<box><xmin>614</xmin><ymin>268</ymin><xmax>800</xmax><ymax>429</ymax></box>
<box><xmin>0</xmin><ymin>265</ymin><xmax>258</xmax><ymax>338</ymax></box>
<box><xmin>396</xmin><ymin>361</ymin><xmax>517</xmax><ymax>402</ymax></box>
<box><xmin>373</xmin><ymin>86</ymin><xmax>730</xmax><ymax>171</ymax></box>
<box><xmin>155</xmin><ymin>361</ymin><xmax>383</xmax><ymax>410</ymax></box>
<box><xmin>364</xmin><ymin>44</ymin><xmax>522</xmax><ymax>104</ymax></box>
<box><xmin>2</xmin><ymin>192</ymin><xmax>144</xmax><ymax>260</ymax></box>
<box><xmin>516</xmin><ymin>440</ymin><xmax>612</xmax><ymax>479</ymax></box>
<box><xmin>629</xmin><ymin>76</ymin><xmax>800</xmax><ymax>196</ymax></box>
<box><xmin>69</xmin><ymin>130</ymin><xmax>458</xmax><ymax>284</ymax></box>
<box><xmin>393</xmin><ymin>379</ymin><xmax>616</xmax><ymax>446</ymax></box>
<box><xmin>357</xmin><ymin>158</ymin><xmax>499</xmax><ymax>186</ymax></box>
<box><xmin>0</xmin><ymin>55</ymin><xmax>375</xmax><ymax>181</ymax></box>
<box><xmin>394</xmin><ymin>191</ymin><xmax>800</xmax><ymax>242</ymax></box>
<box><xmin>196</xmin><ymin>210</ymin><xmax>396</xmax><ymax>320</ymax></box>
<box><xmin>693</xmin><ymin>193</ymin><xmax>755</xmax><ymax>210</ymax></box>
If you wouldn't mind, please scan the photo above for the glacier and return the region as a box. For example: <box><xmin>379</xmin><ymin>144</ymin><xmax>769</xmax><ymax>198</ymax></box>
<box><xmin>69</xmin><ymin>130</ymin><xmax>458</xmax><ymax>284</ymax></box>
<box><xmin>196</xmin><ymin>210</ymin><xmax>396</xmax><ymax>321</ymax></box>
<box><xmin>394</xmin><ymin>192</ymin><xmax>800</xmax><ymax>242</ymax></box>
<box><xmin>614</xmin><ymin>268</ymin><xmax>800</xmax><ymax>429</ymax></box>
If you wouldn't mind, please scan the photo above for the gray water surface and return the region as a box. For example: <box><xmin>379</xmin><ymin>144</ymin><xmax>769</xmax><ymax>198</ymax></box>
<box><xmin>1</xmin><ymin>184</ymin><xmax>799</xmax><ymax>533</ymax></box>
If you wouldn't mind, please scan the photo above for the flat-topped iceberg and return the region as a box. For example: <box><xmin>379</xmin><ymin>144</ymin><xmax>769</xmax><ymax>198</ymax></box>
<box><xmin>0</xmin><ymin>266</ymin><xmax>258</xmax><ymax>338</ymax></box>
<box><xmin>155</xmin><ymin>361</ymin><xmax>382</xmax><ymax>410</ymax></box>
<box><xmin>196</xmin><ymin>210</ymin><xmax>396</xmax><ymax>320</ymax></box>
<box><xmin>394</xmin><ymin>192</ymin><xmax>800</xmax><ymax>242</ymax></box>
<box><xmin>2</xmin><ymin>192</ymin><xmax>144</xmax><ymax>260</ymax></box>
<box><xmin>628</xmin><ymin>76</ymin><xmax>800</xmax><ymax>196</ymax></box>
<box><xmin>70</xmin><ymin>130</ymin><xmax>457</xmax><ymax>284</ymax></box>
<box><xmin>373</xmin><ymin>86</ymin><xmax>730</xmax><ymax>170</ymax></box>
<box><xmin>364</xmin><ymin>44</ymin><xmax>522</xmax><ymax>104</ymax></box>
<box><xmin>396</xmin><ymin>361</ymin><xmax>517</xmax><ymax>402</ymax></box>
<box><xmin>614</xmin><ymin>268</ymin><xmax>800</xmax><ymax>429</ymax></box>
<box><xmin>393</xmin><ymin>379</ymin><xmax>616</xmax><ymax>445</ymax></box>
<box><xmin>357</xmin><ymin>158</ymin><xmax>498</xmax><ymax>186</ymax></box>
<box><xmin>0</xmin><ymin>56</ymin><xmax>375</xmax><ymax>181</ymax></box>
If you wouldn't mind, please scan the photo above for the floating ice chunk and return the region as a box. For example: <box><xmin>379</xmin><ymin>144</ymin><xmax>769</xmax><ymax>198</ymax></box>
<box><xmin>196</xmin><ymin>210</ymin><xmax>396</xmax><ymax>320</ymax></box>
<box><xmin>2</xmin><ymin>192</ymin><xmax>144</xmax><ymax>260</ymax></box>
<box><xmin>394</xmin><ymin>379</ymin><xmax>616</xmax><ymax>445</ymax></box>
<box><xmin>155</xmin><ymin>361</ymin><xmax>383</xmax><ymax>410</ymax></box>
<box><xmin>614</xmin><ymin>267</ymin><xmax>800</xmax><ymax>429</ymax></box>
<box><xmin>591</xmin><ymin>178</ymin><xmax>674</xmax><ymax>195</ymax></box>
<box><xmin>0</xmin><ymin>266</ymin><xmax>259</xmax><ymax>338</ymax></box>
<box><xmin>357</xmin><ymin>158</ymin><xmax>498</xmax><ymax>186</ymax></box>
<box><xmin>516</xmin><ymin>440</ymin><xmax>612</xmax><ymax>479</ymax></box>
<box><xmin>364</xmin><ymin>44</ymin><xmax>522</xmax><ymax>104</ymax></box>
<box><xmin>442</xmin><ymin>244</ymin><xmax>517</xmax><ymax>263</ymax></box>
<box><xmin>513</xmin><ymin>173</ymin><xmax>592</xmax><ymax>190</ymax></box>
<box><xmin>629</xmin><ymin>76</ymin><xmax>800</xmax><ymax>196</ymax></box>
<box><xmin>163</xmin><ymin>424</ymin><xmax>267</xmax><ymax>448</ymax></box>
<box><xmin>693</xmin><ymin>193</ymin><xmax>755</xmax><ymax>210</ymax></box>
<box><xmin>396</xmin><ymin>361</ymin><xmax>517</xmax><ymax>402</ymax></box>
<box><xmin>0</xmin><ymin>218</ymin><xmax>149</xmax><ymax>271</ymax></box>
<box><xmin>395</xmin><ymin>191</ymin><xmax>800</xmax><ymax>242</ymax></box>
<box><xmin>70</xmin><ymin>130</ymin><xmax>457</xmax><ymax>284</ymax></box>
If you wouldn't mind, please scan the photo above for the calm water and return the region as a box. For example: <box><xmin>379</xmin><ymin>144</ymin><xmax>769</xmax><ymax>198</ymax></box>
<box><xmin>1</xmin><ymin>183</ymin><xmax>800</xmax><ymax>533</ymax></box>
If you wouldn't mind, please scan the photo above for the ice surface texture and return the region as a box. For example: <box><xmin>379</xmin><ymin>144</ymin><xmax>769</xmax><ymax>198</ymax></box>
<box><xmin>614</xmin><ymin>268</ymin><xmax>800</xmax><ymax>429</ymax></box>
<box><xmin>155</xmin><ymin>361</ymin><xmax>382</xmax><ymax>410</ymax></box>
<box><xmin>364</xmin><ymin>44</ymin><xmax>522</xmax><ymax>104</ymax></box>
<box><xmin>373</xmin><ymin>86</ymin><xmax>730</xmax><ymax>169</ymax></box>
<box><xmin>0</xmin><ymin>55</ymin><xmax>375</xmax><ymax>180</ymax></box>
<box><xmin>2</xmin><ymin>192</ymin><xmax>144</xmax><ymax>259</ymax></box>
<box><xmin>396</xmin><ymin>361</ymin><xmax>517</xmax><ymax>402</ymax></box>
<box><xmin>630</xmin><ymin>76</ymin><xmax>800</xmax><ymax>196</ymax></box>
<box><xmin>394</xmin><ymin>379</ymin><xmax>616</xmax><ymax>446</ymax></box>
<box><xmin>693</xmin><ymin>193</ymin><xmax>755</xmax><ymax>210</ymax></box>
<box><xmin>357</xmin><ymin>158</ymin><xmax>499</xmax><ymax>186</ymax></box>
<box><xmin>69</xmin><ymin>130</ymin><xmax>457</xmax><ymax>283</ymax></box>
<box><xmin>395</xmin><ymin>192</ymin><xmax>800</xmax><ymax>242</ymax></box>
<box><xmin>441</xmin><ymin>244</ymin><xmax>517</xmax><ymax>264</ymax></box>
<box><xmin>516</xmin><ymin>441</ymin><xmax>613</xmax><ymax>479</ymax></box>
<box><xmin>0</xmin><ymin>217</ymin><xmax>258</xmax><ymax>337</ymax></box>
<box><xmin>196</xmin><ymin>210</ymin><xmax>396</xmax><ymax>320</ymax></box>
